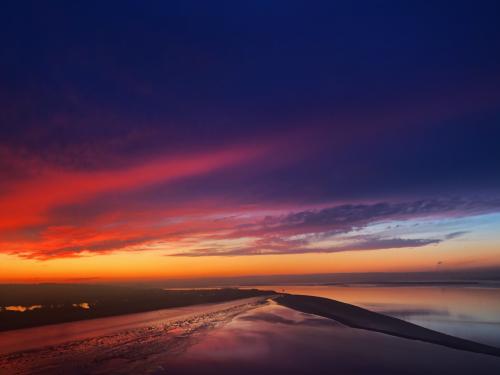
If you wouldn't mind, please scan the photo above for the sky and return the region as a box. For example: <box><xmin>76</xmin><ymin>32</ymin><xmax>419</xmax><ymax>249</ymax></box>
<box><xmin>1</xmin><ymin>1</ymin><xmax>499</xmax><ymax>282</ymax></box>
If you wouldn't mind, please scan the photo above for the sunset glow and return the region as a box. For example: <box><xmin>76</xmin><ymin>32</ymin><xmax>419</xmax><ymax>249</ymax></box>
<box><xmin>1</xmin><ymin>1</ymin><xmax>499</xmax><ymax>283</ymax></box>
<box><xmin>2</xmin><ymin>3</ymin><xmax>500</xmax><ymax>375</ymax></box>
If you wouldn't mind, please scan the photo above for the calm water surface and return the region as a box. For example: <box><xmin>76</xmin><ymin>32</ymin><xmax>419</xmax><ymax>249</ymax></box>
<box><xmin>164</xmin><ymin>302</ymin><xmax>500</xmax><ymax>375</ymax></box>
<box><xmin>251</xmin><ymin>285</ymin><xmax>500</xmax><ymax>346</ymax></box>
<box><xmin>1</xmin><ymin>291</ymin><xmax>500</xmax><ymax>374</ymax></box>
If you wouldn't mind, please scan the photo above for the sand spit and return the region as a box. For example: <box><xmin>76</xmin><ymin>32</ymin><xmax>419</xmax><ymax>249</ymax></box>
<box><xmin>277</xmin><ymin>293</ymin><xmax>500</xmax><ymax>358</ymax></box>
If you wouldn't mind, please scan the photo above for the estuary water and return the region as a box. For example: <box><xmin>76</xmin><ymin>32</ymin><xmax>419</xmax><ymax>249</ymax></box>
<box><xmin>249</xmin><ymin>284</ymin><xmax>500</xmax><ymax>347</ymax></box>
<box><xmin>1</xmin><ymin>288</ymin><xmax>500</xmax><ymax>374</ymax></box>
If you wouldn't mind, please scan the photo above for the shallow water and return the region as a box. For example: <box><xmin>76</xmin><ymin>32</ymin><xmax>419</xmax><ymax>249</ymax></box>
<box><xmin>1</xmin><ymin>295</ymin><xmax>500</xmax><ymax>374</ymax></box>
<box><xmin>162</xmin><ymin>302</ymin><xmax>500</xmax><ymax>375</ymax></box>
<box><xmin>249</xmin><ymin>285</ymin><xmax>500</xmax><ymax>346</ymax></box>
<box><xmin>0</xmin><ymin>297</ymin><xmax>265</xmax><ymax>355</ymax></box>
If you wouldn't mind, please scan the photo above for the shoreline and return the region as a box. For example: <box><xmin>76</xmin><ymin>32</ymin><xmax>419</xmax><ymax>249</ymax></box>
<box><xmin>0</xmin><ymin>296</ymin><xmax>270</xmax><ymax>356</ymax></box>
<box><xmin>277</xmin><ymin>293</ymin><xmax>500</xmax><ymax>358</ymax></box>
<box><xmin>0</xmin><ymin>285</ymin><xmax>273</xmax><ymax>332</ymax></box>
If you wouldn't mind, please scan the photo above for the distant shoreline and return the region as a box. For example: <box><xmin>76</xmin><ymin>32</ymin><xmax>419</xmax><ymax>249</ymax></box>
<box><xmin>320</xmin><ymin>280</ymin><xmax>500</xmax><ymax>287</ymax></box>
<box><xmin>0</xmin><ymin>284</ymin><xmax>273</xmax><ymax>332</ymax></box>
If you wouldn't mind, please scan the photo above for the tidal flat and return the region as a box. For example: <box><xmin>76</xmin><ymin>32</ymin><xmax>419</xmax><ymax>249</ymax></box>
<box><xmin>1</xmin><ymin>284</ymin><xmax>500</xmax><ymax>374</ymax></box>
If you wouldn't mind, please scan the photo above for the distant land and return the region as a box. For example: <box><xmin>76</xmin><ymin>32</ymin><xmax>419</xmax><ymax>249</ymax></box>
<box><xmin>110</xmin><ymin>267</ymin><xmax>500</xmax><ymax>289</ymax></box>
<box><xmin>0</xmin><ymin>284</ymin><xmax>273</xmax><ymax>331</ymax></box>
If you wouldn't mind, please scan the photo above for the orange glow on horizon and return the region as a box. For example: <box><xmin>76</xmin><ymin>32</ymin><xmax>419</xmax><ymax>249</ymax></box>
<box><xmin>1</xmin><ymin>136</ymin><xmax>499</xmax><ymax>283</ymax></box>
<box><xmin>1</xmin><ymin>239</ymin><xmax>499</xmax><ymax>283</ymax></box>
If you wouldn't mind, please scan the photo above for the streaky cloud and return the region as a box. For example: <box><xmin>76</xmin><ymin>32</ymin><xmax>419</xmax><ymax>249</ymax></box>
<box><xmin>170</xmin><ymin>236</ymin><xmax>442</xmax><ymax>257</ymax></box>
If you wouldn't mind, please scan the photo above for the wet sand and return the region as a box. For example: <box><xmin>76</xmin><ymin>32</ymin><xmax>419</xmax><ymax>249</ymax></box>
<box><xmin>0</xmin><ymin>297</ymin><xmax>269</xmax><ymax>374</ymax></box>
<box><xmin>2</xmin><ymin>295</ymin><xmax>500</xmax><ymax>374</ymax></box>
<box><xmin>160</xmin><ymin>302</ymin><xmax>500</xmax><ymax>375</ymax></box>
<box><xmin>0</xmin><ymin>285</ymin><xmax>272</xmax><ymax>332</ymax></box>
<box><xmin>0</xmin><ymin>297</ymin><xmax>271</xmax><ymax>356</ymax></box>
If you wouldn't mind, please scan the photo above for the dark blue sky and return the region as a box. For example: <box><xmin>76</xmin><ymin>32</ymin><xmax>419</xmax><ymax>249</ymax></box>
<box><xmin>0</xmin><ymin>1</ymin><xmax>499</xmax><ymax>268</ymax></box>
<box><xmin>2</xmin><ymin>1</ymin><xmax>499</xmax><ymax>199</ymax></box>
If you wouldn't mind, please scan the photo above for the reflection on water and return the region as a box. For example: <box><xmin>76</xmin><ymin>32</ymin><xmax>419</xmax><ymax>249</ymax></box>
<box><xmin>0</xmin><ymin>302</ymin><xmax>91</xmax><ymax>313</ymax></box>
<box><xmin>1</xmin><ymin>298</ymin><xmax>500</xmax><ymax>374</ymax></box>
<box><xmin>72</xmin><ymin>302</ymin><xmax>91</xmax><ymax>309</ymax></box>
<box><xmin>250</xmin><ymin>285</ymin><xmax>500</xmax><ymax>347</ymax></box>
<box><xmin>1</xmin><ymin>305</ymin><xmax>43</xmax><ymax>312</ymax></box>
<box><xmin>162</xmin><ymin>302</ymin><xmax>500</xmax><ymax>375</ymax></box>
<box><xmin>0</xmin><ymin>297</ymin><xmax>265</xmax><ymax>356</ymax></box>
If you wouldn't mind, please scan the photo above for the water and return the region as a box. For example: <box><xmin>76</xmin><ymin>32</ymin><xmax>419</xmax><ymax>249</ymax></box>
<box><xmin>163</xmin><ymin>301</ymin><xmax>500</xmax><ymax>375</ymax></box>
<box><xmin>0</xmin><ymin>298</ymin><xmax>264</xmax><ymax>355</ymax></box>
<box><xmin>1</xmin><ymin>289</ymin><xmax>500</xmax><ymax>374</ymax></box>
<box><xmin>250</xmin><ymin>284</ymin><xmax>500</xmax><ymax>347</ymax></box>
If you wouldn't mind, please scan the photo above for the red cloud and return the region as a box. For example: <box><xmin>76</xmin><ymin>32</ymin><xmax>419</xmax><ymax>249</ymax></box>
<box><xmin>0</xmin><ymin>142</ymin><xmax>273</xmax><ymax>231</ymax></box>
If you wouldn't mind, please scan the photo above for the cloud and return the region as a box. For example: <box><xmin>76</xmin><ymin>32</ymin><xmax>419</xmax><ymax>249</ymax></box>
<box><xmin>0</xmin><ymin>142</ymin><xmax>274</xmax><ymax>231</ymax></box>
<box><xmin>1</xmin><ymin>195</ymin><xmax>497</xmax><ymax>260</ymax></box>
<box><xmin>167</xmin><ymin>199</ymin><xmax>496</xmax><ymax>257</ymax></box>
<box><xmin>444</xmin><ymin>231</ymin><xmax>469</xmax><ymax>239</ymax></box>
<box><xmin>170</xmin><ymin>236</ymin><xmax>442</xmax><ymax>257</ymax></box>
<box><xmin>216</xmin><ymin>198</ymin><xmax>500</xmax><ymax>240</ymax></box>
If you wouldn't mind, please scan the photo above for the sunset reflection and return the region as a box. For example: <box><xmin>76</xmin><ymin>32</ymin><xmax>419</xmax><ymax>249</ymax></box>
<box><xmin>1</xmin><ymin>1</ymin><xmax>500</xmax><ymax>374</ymax></box>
